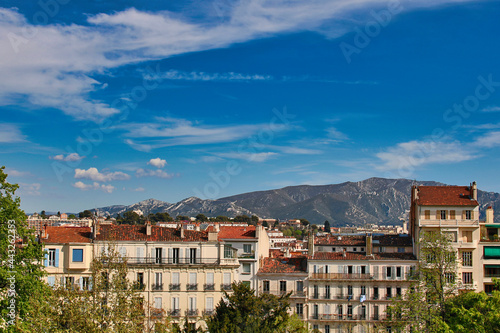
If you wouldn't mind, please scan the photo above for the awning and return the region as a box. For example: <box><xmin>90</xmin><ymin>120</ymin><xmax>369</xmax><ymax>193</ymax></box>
<box><xmin>485</xmin><ymin>265</ymin><xmax>500</xmax><ymax>269</ymax></box>
<box><xmin>484</xmin><ymin>247</ymin><xmax>500</xmax><ymax>259</ymax></box>
<box><xmin>485</xmin><ymin>224</ymin><xmax>500</xmax><ymax>228</ymax></box>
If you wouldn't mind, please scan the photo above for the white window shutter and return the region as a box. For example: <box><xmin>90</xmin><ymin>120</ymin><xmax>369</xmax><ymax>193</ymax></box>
<box><xmin>168</xmin><ymin>248</ymin><xmax>173</xmax><ymax>264</ymax></box>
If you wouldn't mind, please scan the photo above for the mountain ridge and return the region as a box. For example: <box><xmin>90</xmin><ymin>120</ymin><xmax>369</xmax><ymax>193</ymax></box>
<box><xmin>91</xmin><ymin>177</ymin><xmax>500</xmax><ymax>226</ymax></box>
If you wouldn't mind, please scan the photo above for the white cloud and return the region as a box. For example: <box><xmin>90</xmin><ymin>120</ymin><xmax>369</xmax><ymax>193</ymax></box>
<box><xmin>326</xmin><ymin>127</ymin><xmax>349</xmax><ymax>141</ymax></box>
<box><xmin>133</xmin><ymin>187</ymin><xmax>145</xmax><ymax>192</ymax></box>
<box><xmin>0</xmin><ymin>124</ymin><xmax>27</xmax><ymax>143</ymax></box>
<box><xmin>0</xmin><ymin>1</ymin><xmax>470</xmax><ymax>120</ymax></box>
<box><xmin>376</xmin><ymin>140</ymin><xmax>475</xmax><ymax>172</ymax></box>
<box><xmin>158</xmin><ymin>70</ymin><xmax>272</xmax><ymax>81</ymax></box>
<box><xmin>50</xmin><ymin>153</ymin><xmax>85</xmax><ymax>162</ymax></box>
<box><xmin>135</xmin><ymin>168</ymin><xmax>175</xmax><ymax>179</ymax></box>
<box><xmin>74</xmin><ymin>167</ymin><xmax>130</xmax><ymax>182</ymax></box>
<box><xmin>19</xmin><ymin>183</ymin><xmax>41</xmax><ymax>196</ymax></box>
<box><xmin>148</xmin><ymin>157</ymin><xmax>167</xmax><ymax>168</ymax></box>
<box><xmin>472</xmin><ymin>131</ymin><xmax>500</xmax><ymax>148</ymax></box>
<box><xmin>4</xmin><ymin>168</ymin><xmax>32</xmax><ymax>177</ymax></box>
<box><xmin>215</xmin><ymin>151</ymin><xmax>278</xmax><ymax>162</ymax></box>
<box><xmin>73</xmin><ymin>181</ymin><xmax>115</xmax><ymax>193</ymax></box>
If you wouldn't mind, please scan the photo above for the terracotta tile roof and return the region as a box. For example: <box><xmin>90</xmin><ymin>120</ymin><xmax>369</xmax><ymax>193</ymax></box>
<box><xmin>373</xmin><ymin>235</ymin><xmax>413</xmax><ymax>247</ymax></box>
<box><xmin>218</xmin><ymin>226</ymin><xmax>256</xmax><ymax>240</ymax></box>
<box><xmin>41</xmin><ymin>226</ymin><xmax>92</xmax><ymax>244</ymax></box>
<box><xmin>258</xmin><ymin>257</ymin><xmax>307</xmax><ymax>274</ymax></box>
<box><xmin>95</xmin><ymin>224</ymin><xmax>208</xmax><ymax>242</ymax></box>
<box><xmin>311</xmin><ymin>252</ymin><xmax>416</xmax><ymax>261</ymax></box>
<box><xmin>416</xmin><ymin>186</ymin><xmax>478</xmax><ymax>206</ymax></box>
<box><xmin>315</xmin><ymin>235</ymin><xmax>365</xmax><ymax>246</ymax></box>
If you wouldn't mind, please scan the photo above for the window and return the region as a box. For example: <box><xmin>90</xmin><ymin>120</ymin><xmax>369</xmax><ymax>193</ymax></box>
<box><xmin>296</xmin><ymin>303</ymin><xmax>303</xmax><ymax>315</ymax></box>
<box><xmin>373</xmin><ymin>305</ymin><xmax>379</xmax><ymax>320</ymax></box>
<box><xmin>338</xmin><ymin>304</ymin><xmax>343</xmax><ymax>316</ymax></box>
<box><xmin>137</xmin><ymin>273</ymin><xmax>144</xmax><ymax>289</ymax></box>
<box><xmin>242</xmin><ymin>281</ymin><xmax>250</xmax><ymax>287</ymax></box>
<box><xmin>444</xmin><ymin>231</ymin><xmax>457</xmax><ymax>242</ymax></box>
<box><xmin>313</xmin><ymin>305</ymin><xmax>319</xmax><ymax>319</ymax></box>
<box><xmin>65</xmin><ymin>276</ymin><xmax>75</xmax><ymax>289</ymax></box>
<box><xmin>462</xmin><ymin>272</ymin><xmax>473</xmax><ymax>285</ymax></box>
<box><xmin>347</xmin><ymin>285</ymin><xmax>353</xmax><ymax>297</ymax></box>
<box><xmin>263</xmin><ymin>280</ymin><xmax>270</xmax><ymax>292</ymax></box>
<box><xmin>172</xmin><ymin>248</ymin><xmax>179</xmax><ymax>264</ymax></box>
<box><xmin>360</xmin><ymin>286</ymin><xmax>366</xmax><ymax>296</ymax></box>
<box><xmin>325</xmin><ymin>325</ymin><xmax>330</xmax><ymax>333</ymax></box>
<box><xmin>462</xmin><ymin>251</ymin><xmax>473</xmax><ymax>267</ymax></box>
<box><xmin>206</xmin><ymin>272</ymin><xmax>214</xmax><ymax>285</ymax></box>
<box><xmin>155</xmin><ymin>248</ymin><xmax>163</xmax><ymax>264</ymax></box>
<box><xmin>189</xmin><ymin>297</ymin><xmax>196</xmax><ymax>311</ymax></box>
<box><xmin>172</xmin><ymin>297</ymin><xmax>179</xmax><ymax>311</ymax></box>
<box><xmin>47</xmin><ymin>276</ymin><xmax>55</xmax><ymax>287</ymax></box>
<box><xmin>360</xmin><ymin>305</ymin><xmax>366</xmax><ymax>320</ymax></box>
<box><xmin>463</xmin><ymin>231</ymin><xmax>472</xmax><ymax>243</ymax></box>
<box><xmin>206</xmin><ymin>297</ymin><xmax>214</xmax><ymax>312</ymax></box>
<box><xmin>243</xmin><ymin>244</ymin><xmax>252</xmax><ymax>253</ymax></box>
<box><xmin>373</xmin><ymin>286</ymin><xmax>379</xmax><ymax>299</ymax></box>
<box><xmin>396</xmin><ymin>287</ymin><xmax>401</xmax><ymax>296</ymax></box>
<box><xmin>379</xmin><ymin>247</ymin><xmax>385</xmax><ymax>253</ymax></box>
<box><xmin>81</xmin><ymin>277</ymin><xmax>90</xmax><ymax>290</ymax></box>
<box><xmin>280</xmin><ymin>281</ymin><xmax>287</xmax><ymax>293</ymax></box>
<box><xmin>313</xmin><ymin>285</ymin><xmax>319</xmax><ymax>298</ymax></box>
<box><xmin>445</xmin><ymin>273</ymin><xmax>455</xmax><ymax>284</ymax></box>
<box><xmin>332</xmin><ymin>247</ymin><xmax>336</xmax><ymax>252</ymax></box>
<box><xmin>396</xmin><ymin>266</ymin><xmax>402</xmax><ymax>278</ymax></box>
<box><xmin>450</xmin><ymin>210</ymin><xmax>456</xmax><ymax>219</ymax></box>
<box><xmin>190</xmin><ymin>248</ymin><xmax>197</xmax><ymax>264</ymax></box>
<box><xmin>386</xmin><ymin>287</ymin><xmax>392</xmax><ymax>299</ymax></box>
<box><xmin>360</xmin><ymin>266</ymin><xmax>366</xmax><ymax>274</ymax></box>
<box><xmin>347</xmin><ymin>305</ymin><xmax>353</xmax><ymax>319</ymax></box>
<box><xmin>242</xmin><ymin>263</ymin><xmax>251</xmax><ymax>274</ymax></box>
<box><xmin>154</xmin><ymin>272</ymin><xmax>163</xmax><ymax>290</ymax></box>
<box><xmin>224</xmin><ymin>244</ymin><xmax>233</xmax><ymax>258</ymax></box>
<box><xmin>347</xmin><ymin>265</ymin><xmax>353</xmax><ymax>274</ymax></box>
<box><xmin>324</xmin><ymin>285</ymin><xmax>331</xmax><ymax>299</ymax></box>
<box><xmin>313</xmin><ymin>325</ymin><xmax>319</xmax><ymax>331</ymax></box>
<box><xmin>296</xmin><ymin>280</ymin><xmax>303</xmax><ymax>292</ymax></box>
<box><xmin>353</xmin><ymin>248</ymin><xmax>357</xmax><ymax>252</ymax></box>
<box><xmin>440</xmin><ymin>210</ymin><xmax>447</xmax><ymax>220</ymax></box>
<box><xmin>386</xmin><ymin>266</ymin><xmax>393</xmax><ymax>278</ymax></box>
<box><xmin>398</xmin><ymin>247</ymin><xmax>405</xmax><ymax>253</ymax></box>
<box><xmin>154</xmin><ymin>297</ymin><xmax>162</xmax><ymax>309</ymax></box>
<box><xmin>48</xmin><ymin>248</ymin><xmax>57</xmax><ymax>267</ymax></box>
<box><xmin>465</xmin><ymin>210</ymin><xmax>472</xmax><ymax>220</ymax></box>
<box><xmin>72</xmin><ymin>249</ymin><xmax>83</xmax><ymax>262</ymax></box>
<box><xmin>424</xmin><ymin>210</ymin><xmax>430</xmax><ymax>219</ymax></box>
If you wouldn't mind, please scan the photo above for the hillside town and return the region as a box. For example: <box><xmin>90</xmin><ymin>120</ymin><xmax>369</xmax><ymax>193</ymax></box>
<box><xmin>21</xmin><ymin>181</ymin><xmax>498</xmax><ymax>332</ymax></box>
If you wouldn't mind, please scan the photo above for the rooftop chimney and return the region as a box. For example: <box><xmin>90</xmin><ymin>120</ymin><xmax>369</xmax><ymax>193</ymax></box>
<box><xmin>41</xmin><ymin>223</ymin><xmax>48</xmax><ymax>239</ymax></box>
<box><xmin>93</xmin><ymin>218</ymin><xmax>100</xmax><ymax>239</ymax></box>
<box><xmin>180</xmin><ymin>227</ymin><xmax>185</xmax><ymax>239</ymax></box>
<box><xmin>471</xmin><ymin>181</ymin><xmax>478</xmax><ymax>201</ymax></box>
<box><xmin>486</xmin><ymin>206</ymin><xmax>494</xmax><ymax>224</ymax></box>
<box><xmin>146</xmin><ymin>220</ymin><xmax>152</xmax><ymax>236</ymax></box>
<box><xmin>412</xmin><ymin>185</ymin><xmax>419</xmax><ymax>202</ymax></box>
<box><xmin>366</xmin><ymin>234</ymin><xmax>372</xmax><ymax>256</ymax></box>
<box><xmin>308</xmin><ymin>232</ymin><xmax>315</xmax><ymax>256</ymax></box>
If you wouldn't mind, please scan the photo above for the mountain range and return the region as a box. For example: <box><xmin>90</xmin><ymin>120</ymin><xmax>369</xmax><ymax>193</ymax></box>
<box><xmin>91</xmin><ymin>178</ymin><xmax>500</xmax><ymax>226</ymax></box>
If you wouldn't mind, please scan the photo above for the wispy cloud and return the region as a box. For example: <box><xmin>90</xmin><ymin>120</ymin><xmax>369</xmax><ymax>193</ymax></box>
<box><xmin>472</xmin><ymin>131</ymin><xmax>500</xmax><ymax>148</ymax></box>
<box><xmin>73</xmin><ymin>181</ymin><xmax>115</xmax><ymax>193</ymax></box>
<box><xmin>135</xmin><ymin>168</ymin><xmax>175</xmax><ymax>179</ymax></box>
<box><xmin>481</xmin><ymin>106</ymin><xmax>500</xmax><ymax>112</ymax></box>
<box><xmin>326</xmin><ymin>127</ymin><xmax>349</xmax><ymax>141</ymax></box>
<box><xmin>4</xmin><ymin>168</ymin><xmax>32</xmax><ymax>177</ymax></box>
<box><xmin>50</xmin><ymin>153</ymin><xmax>85</xmax><ymax>162</ymax></box>
<box><xmin>214</xmin><ymin>151</ymin><xmax>278</xmax><ymax>162</ymax></box>
<box><xmin>132</xmin><ymin>187</ymin><xmax>145</xmax><ymax>192</ymax></box>
<box><xmin>0</xmin><ymin>1</ymin><xmax>471</xmax><ymax>120</ymax></box>
<box><xmin>158</xmin><ymin>70</ymin><xmax>273</xmax><ymax>81</ymax></box>
<box><xmin>19</xmin><ymin>182</ymin><xmax>41</xmax><ymax>196</ymax></box>
<box><xmin>0</xmin><ymin>124</ymin><xmax>27</xmax><ymax>143</ymax></box>
<box><xmin>74</xmin><ymin>167</ymin><xmax>130</xmax><ymax>182</ymax></box>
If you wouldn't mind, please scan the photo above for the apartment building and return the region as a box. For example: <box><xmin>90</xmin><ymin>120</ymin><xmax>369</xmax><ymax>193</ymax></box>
<box><xmin>410</xmin><ymin>182</ymin><xmax>481</xmax><ymax>291</ymax></box>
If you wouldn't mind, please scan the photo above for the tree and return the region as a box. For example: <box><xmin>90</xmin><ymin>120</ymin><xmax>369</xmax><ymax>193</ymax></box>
<box><xmin>214</xmin><ymin>216</ymin><xmax>230</xmax><ymax>222</ymax></box>
<box><xmin>147</xmin><ymin>212</ymin><xmax>173</xmax><ymax>223</ymax></box>
<box><xmin>121</xmin><ymin>211</ymin><xmax>142</xmax><ymax>225</ymax></box>
<box><xmin>40</xmin><ymin>210</ymin><xmax>47</xmax><ymax>219</ymax></box>
<box><xmin>234</xmin><ymin>215</ymin><xmax>251</xmax><ymax>223</ymax></box>
<box><xmin>386</xmin><ymin>231</ymin><xmax>458</xmax><ymax>332</ymax></box>
<box><xmin>0</xmin><ymin>166</ymin><xmax>50</xmax><ymax>331</ymax></box>
<box><xmin>79</xmin><ymin>210</ymin><xmax>93</xmax><ymax>218</ymax></box>
<box><xmin>68</xmin><ymin>214</ymin><xmax>76</xmax><ymax>219</ymax></box>
<box><xmin>262</xmin><ymin>221</ymin><xmax>269</xmax><ymax>228</ymax></box>
<box><xmin>250</xmin><ymin>215</ymin><xmax>259</xmax><ymax>226</ymax></box>
<box><xmin>206</xmin><ymin>282</ymin><xmax>292</xmax><ymax>333</ymax></box>
<box><xmin>299</xmin><ymin>219</ymin><xmax>309</xmax><ymax>227</ymax></box>
<box><xmin>195</xmin><ymin>214</ymin><xmax>208</xmax><ymax>222</ymax></box>
<box><xmin>324</xmin><ymin>220</ymin><xmax>331</xmax><ymax>233</ymax></box>
<box><xmin>176</xmin><ymin>215</ymin><xmax>189</xmax><ymax>221</ymax></box>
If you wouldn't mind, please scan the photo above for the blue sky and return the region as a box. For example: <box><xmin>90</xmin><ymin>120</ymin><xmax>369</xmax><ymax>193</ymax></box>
<box><xmin>1</xmin><ymin>0</ymin><xmax>500</xmax><ymax>213</ymax></box>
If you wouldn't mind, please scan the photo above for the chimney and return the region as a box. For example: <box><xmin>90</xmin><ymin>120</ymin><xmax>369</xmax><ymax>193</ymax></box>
<box><xmin>180</xmin><ymin>227</ymin><xmax>185</xmax><ymax>239</ymax></box>
<box><xmin>342</xmin><ymin>248</ymin><xmax>346</xmax><ymax>258</ymax></box>
<box><xmin>93</xmin><ymin>219</ymin><xmax>100</xmax><ymax>239</ymax></box>
<box><xmin>486</xmin><ymin>206</ymin><xmax>494</xmax><ymax>224</ymax></box>
<box><xmin>208</xmin><ymin>226</ymin><xmax>218</xmax><ymax>242</ymax></box>
<box><xmin>146</xmin><ymin>220</ymin><xmax>152</xmax><ymax>236</ymax></box>
<box><xmin>366</xmin><ymin>234</ymin><xmax>372</xmax><ymax>256</ymax></box>
<box><xmin>255</xmin><ymin>225</ymin><xmax>261</xmax><ymax>239</ymax></box>
<box><xmin>215</xmin><ymin>223</ymin><xmax>220</xmax><ymax>232</ymax></box>
<box><xmin>41</xmin><ymin>223</ymin><xmax>48</xmax><ymax>239</ymax></box>
<box><xmin>471</xmin><ymin>181</ymin><xmax>478</xmax><ymax>201</ymax></box>
<box><xmin>308</xmin><ymin>232</ymin><xmax>315</xmax><ymax>256</ymax></box>
<box><xmin>195</xmin><ymin>223</ymin><xmax>200</xmax><ymax>232</ymax></box>
<box><xmin>412</xmin><ymin>185</ymin><xmax>419</xmax><ymax>202</ymax></box>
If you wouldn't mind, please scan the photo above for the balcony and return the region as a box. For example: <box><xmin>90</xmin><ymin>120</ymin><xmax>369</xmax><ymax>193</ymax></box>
<box><xmin>203</xmin><ymin>309</ymin><xmax>215</xmax><ymax>316</ymax></box>
<box><xmin>221</xmin><ymin>284</ymin><xmax>232</xmax><ymax>291</ymax></box>
<box><xmin>312</xmin><ymin>293</ymin><xmax>319</xmax><ymax>299</ymax></box>
<box><xmin>419</xmin><ymin>219</ymin><xmax>479</xmax><ymax>227</ymax></box>
<box><xmin>323</xmin><ymin>294</ymin><xmax>331</xmax><ymax>300</ymax></box>
<box><xmin>187</xmin><ymin>284</ymin><xmax>198</xmax><ymax>291</ymax></box>
<box><xmin>123</xmin><ymin>257</ymin><xmax>226</xmax><ymax>266</ymax></box>
<box><xmin>151</xmin><ymin>283</ymin><xmax>163</xmax><ymax>291</ymax></box>
<box><xmin>291</xmin><ymin>290</ymin><xmax>306</xmax><ymax>297</ymax></box>
<box><xmin>310</xmin><ymin>273</ymin><xmax>374</xmax><ymax>281</ymax></box>
<box><xmin>151</xmin><ymin>309</ymin><xmax>163</xmax><ymax>318</ymax></box>
<box><xmin>168</xmin><ymin>309</ymin><xmax>181</xmax><ymax>317</ymax></box>
<box><xmin>204</xmin><ymin>283</ymin><xmax>215</xmax><ymax>291</ymax></box>
<box><xmin>186</xmin><ymin>309</ymin><xmax>199</xmax><ymax>317</ymax></box>
<box><xmin>132</xmin><ymin>282</ymin><xmax>145</xmax><ymax>291</ymax></box>
<box><xmin>169</xmin><ymin>283</ymin><xmax>180</xmax><ymax>291</ymax></box>
<box><xmin>238</xmin><ymin>253</ymin><xmax>255</xmax><ymax>259</ymax></box>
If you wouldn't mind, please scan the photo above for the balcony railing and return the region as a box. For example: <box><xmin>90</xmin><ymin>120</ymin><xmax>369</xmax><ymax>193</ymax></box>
<box><xmin>203</xmin><ymin>309</ymin><xmax>215</xmax><ymax>316</ymax></box>
<box><xmin>187</xmin><ymin>284</ymin><xmax>198</xmax><ymax>291</ymax></box>
<box><xmin>310</xmin><ymin>273</ymin><xmax>374</xmax><ymax>280</ymax></box>
<box><xmin>419</xmin><ymin>219</ymin><xmax>479</xmax><ymax>227</ymax></box>
<box><xmin>323</xmin><ymin>294</ymin><xmax>331</xmax><ymax>299</ymax></box>
<box><xmin>152</xmin><ymin>283</ymin><xmax>163</xmax><ymax>291</ymax></box>
<box><xmin>204</xmin><ymin>283</ymin><xmax>215</xmax><ymax>291</ymax></box>
<box><xmin>169</xmin><ymin>309</ymin><xmax>181</xmax><ymax>317</ymax></box>
<box><xmin>238</xmin><ymin>253</ymin><xmax>255</xmax><ymax>259</ymax></box>
<box><xmin>221</xmin><ymin>284</ymin><xmax>232</xmax><ymax>291</ymax></box>
<box><xmin>151</xmin><ymin>309</ymin><xmax>163</xmax><ymax>318</ymax></box>
<box><xmin>186</xmin><ymin>309</ymin><xmax>199</xmax><ymax>317</ymax></box>
<box><xmin>292</xmin><ymin>290</ymin><xmax>306</xmax><ymax>297</ymax></box>
<box><xmin>120</xmin><ymin>257</ymin><xmax>236</xmax><ymax>265</ymax></box>
<box><xmin>169</xmin><ymin>283</ymin><xmax>180</xmax><ymax>291</ymax></box>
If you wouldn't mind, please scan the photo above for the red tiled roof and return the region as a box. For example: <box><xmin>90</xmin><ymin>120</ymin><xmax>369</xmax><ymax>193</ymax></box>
<box><xmin>258</xmin><ymin>257</ymin><xmax>307</xmax><ymax>274</ymax></box>
<box><xmin>218</xmin><ymin>226</ymin><xmax>256</xmax><ymax>240</ymax></box>
<box><xmin>311</xmin><ymin>252</ymin><xmax>416</xmax><ymax>261</ymax></box>
<box><xmin>42</xmin><ymin>226</ymin><xmax>92</xmax><ymax>244</ymax></box>
<box><xmin>416</xmin><ymin>186</ymin><xmax>478</xmax><ymax>206</ymax></box>
<box><xmin>95</xmin><ymin>224</ymin><xmax>208</xmax><ymax>242</ymax></box>
<box><xmin>315</xmin><ymin>235</ymin><xmax>365</xmax><ymax>246</ymax></box>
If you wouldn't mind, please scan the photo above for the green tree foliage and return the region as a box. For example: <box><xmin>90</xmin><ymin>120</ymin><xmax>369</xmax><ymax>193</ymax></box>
<box><xmin>250</xmin><ymin>215</ymin><xmax>259</xmax><ymax>226</ymax></box>
<box><xmin>206</xmin><ymin>282</ymin><xmax>293</xmax><ymax>333</ymax></box>
<box><xmin>195</xmin><ymin>214</ymin><xmax>208</xmax><ymax>222</ymax></box>
<box><xmin>262</xmin><ymin>221</ymin><xmax>269</xmax><ymax>228</ymax></box>
<box><xmin>299</xmin><ymin>219</ymin><xmax>309</xmax><ymax>227</ymax></box>
<box><xmin>0</xmin><ymin>166</ymin><xmax>50</xmax><ymax>331</ymax></box>
<box><xmin>118</xmin><ymin>211</ymin><xmax>144</xmax><ymax>225</ymax></box>
<box><xmin>176</xmin><ymin>215</ymin><xmax>189</xmax><ymax>221</ymax></box>
<box><xmin>324</xmin><ymin>220</ymin><xmax>331</xmax><ymax>233</ymax></box>
<box><xmin>78</xmin><ymin>210</ymin><xmax>93</xmax><ymax>218</ymax></box>
<box><xmin>386</xmin><ymin>231</ymin><xmax>458</xmax><ymax>332</ymax></box>
<box><xmin>214</xmin><ymin>216</ymin><xmax>230</xmax><ymax>222</ymax></box>
<box><xmin>68</xmin><ymin>214</ymin><xmax>76</xmax><ymax>219</ymax></box>
<box><xmin>233</xmin><ymin>215</ymin><xmax>251</xmax><ymax>223</ymax></box>
<box><xmin>147</xmin><ymin>212</ymin><xmax>173</xmax><ymax>223</ymax></box>
<box><xmin>40</xmin><ymin>210</ymin><xmax>47</xmax><ymax>219</ymax></box>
